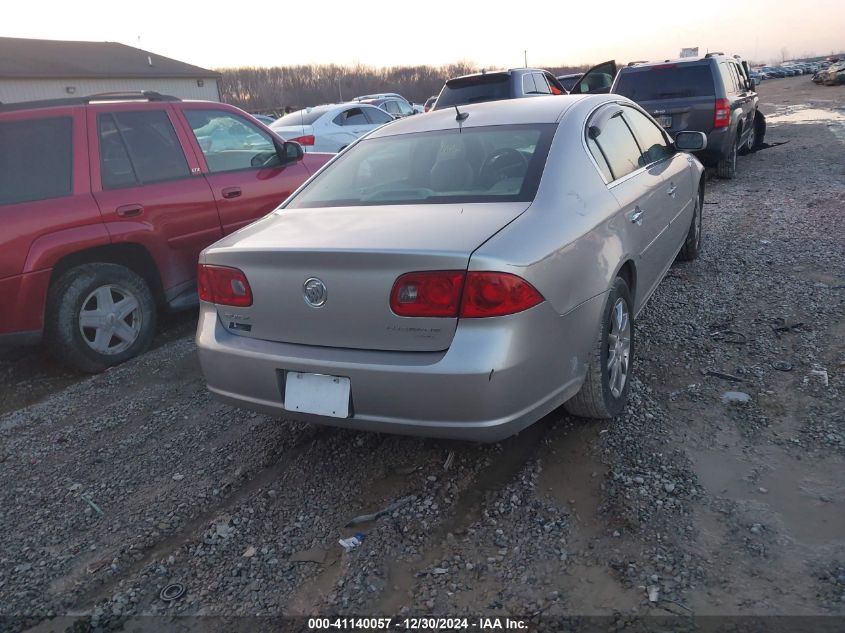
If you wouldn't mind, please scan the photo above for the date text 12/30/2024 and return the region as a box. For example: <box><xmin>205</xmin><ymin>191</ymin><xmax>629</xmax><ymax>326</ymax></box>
<box><xmin>308</xmin><ymin>617</ymin><xmax>528</xmax><ymax>630</ymax></box>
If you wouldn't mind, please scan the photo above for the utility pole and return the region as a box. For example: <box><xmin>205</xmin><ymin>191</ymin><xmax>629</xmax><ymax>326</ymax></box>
<box><xmin>338</xmin><ymin>79</ymin><xmax>343</xmax><ymax>102</ymax></box>
<box><xmin>524</xmin><ymin>50</ymin><xmax>528</xmax><ymax>68</ymax></box>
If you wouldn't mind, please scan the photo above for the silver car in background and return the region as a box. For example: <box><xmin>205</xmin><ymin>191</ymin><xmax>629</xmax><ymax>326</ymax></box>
<box><xmin>269</xmin><ymin>103</ymin><xmax>394</xmax><ymax>153</ymax></box>
<box><xmin>196</xmin><ymin>94</ymin><xmax>706</xmax><ymax>441</ymax></box>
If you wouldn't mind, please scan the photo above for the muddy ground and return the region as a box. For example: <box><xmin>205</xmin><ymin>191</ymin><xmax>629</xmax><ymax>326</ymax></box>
<box><xmin>1</xmin><ymin>75</ymin><xmax>843</xmax><ymax>631</ymax></box>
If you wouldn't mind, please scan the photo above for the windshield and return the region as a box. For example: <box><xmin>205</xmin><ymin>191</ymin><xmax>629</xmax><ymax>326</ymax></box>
<box><xmin>285</xmin><ymin>124</ymin><xmax>555</xmax><ymax>208</ymax></box>
<box><xmin>271</xmin><ymin>109</ymin><xmax>326</xmax><ymax>127</ymax></box>
<box><xmin>614</xmin><ymin>65</ymin><xmax>715</xmax><ymax>100</ymax></box>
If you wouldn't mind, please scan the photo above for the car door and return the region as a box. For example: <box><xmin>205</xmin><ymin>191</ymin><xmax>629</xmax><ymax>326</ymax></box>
<box><xmin>571</xmin><ymin>60</ymin><xmax>618</xmax><ymax>94</ymax></box>
<box><xmin>331</xmin><ymin>107</ymin><xmax>374</xmax><ymax>150</ymax></box>
<box><xmin>177</xmin><ymin>105</ymin><xmax>312</xmax><ymax>235</ymax></box>
<box><xmin>585</xmin><ymin>104</ymin><xmax>670</xmax><ymax>312</ymax></box>
<box><xmin>621</xmin><ymin>105</ymin><xmax>694</xmax><ymax>264</ymax></box>
<box><xmin>87</xmin><ymin>104</ymin><xmax>221</xmax><ymax>300</ymax></box>
<box><xmin>728</xmin><ymin>62</ymin><xmax>754</xmax><ymax>143</ymax></box>
<box><xmin>362</xmin><ymin>105</ymin><xmax>394</xmax><ymax>130</ymax></box>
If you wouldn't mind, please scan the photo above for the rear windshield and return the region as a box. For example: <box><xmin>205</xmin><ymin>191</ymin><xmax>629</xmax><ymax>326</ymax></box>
<box><xmin>285</xmin><ymin>124</ymin><xmax>556</xmax><ymax>208</ymax></box>
<box><xmin>614</xmin><ymin>65</ymin><xmax>715</xmax><ymax>101</ymax></box>
<box><xmin>434</xmin><ymin>74</ymin><xmax>511</xmax><ymax>109</ymax></box>
<box><xmin>271</xmin><ymin>109</ymin><xmax>326</xmax><ymax>127</ymax></box>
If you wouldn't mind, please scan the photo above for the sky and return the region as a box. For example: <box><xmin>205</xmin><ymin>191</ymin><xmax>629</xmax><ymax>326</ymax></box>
<box><xmin>3</xmin><ymin>0</ymin><xmax>843</xmax><ymax>70</ymax></box>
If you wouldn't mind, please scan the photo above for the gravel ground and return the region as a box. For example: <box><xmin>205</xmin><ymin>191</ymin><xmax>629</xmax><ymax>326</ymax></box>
<box><xmin>1</xmin><ymin>76</ymin><xmax>843</xmax><ymax>630</ymax></box>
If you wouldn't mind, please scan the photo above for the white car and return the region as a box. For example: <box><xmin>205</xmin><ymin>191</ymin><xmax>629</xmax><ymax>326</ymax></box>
<box><xmin>270</xmin><ymin>104</ymin><xmax>394</xmax><ymax>153</ymax></box>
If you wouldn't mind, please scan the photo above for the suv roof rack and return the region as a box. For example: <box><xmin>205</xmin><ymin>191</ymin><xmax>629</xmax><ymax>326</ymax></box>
<box><xmin>0</xmin><ymin>91</ymin><xmax>181</xmax><ymax>113</ymax></box>
<box><xmin>627</xmin><ymin>60</ymin><xmax>649</xmax><ymax>66</ymax></box>
<box><xmin>704</xmin><ymin>52</ymin><xmax>725</xmax><ymax>58</ymax></box>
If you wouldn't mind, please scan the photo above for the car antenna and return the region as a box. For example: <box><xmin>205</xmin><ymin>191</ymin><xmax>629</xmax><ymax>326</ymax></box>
<box><xmin>454</xmin><ymin>105</ymin><xmax>469</xmax><ymax>131</ymax></box>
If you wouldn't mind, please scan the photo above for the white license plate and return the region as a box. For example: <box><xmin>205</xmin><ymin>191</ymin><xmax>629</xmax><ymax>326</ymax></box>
<box><xmin>284</xmin><ymin>372</ymin><xmax>351</xmax><ymax>418</ymax></box>
<box><xmin>656</xmin><ymin>115</ymin><xmax>672</xmax><ymax>128</ymax></box>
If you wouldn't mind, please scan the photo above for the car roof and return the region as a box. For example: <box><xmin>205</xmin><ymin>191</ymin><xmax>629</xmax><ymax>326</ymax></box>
<box><xmin>367</xmin><ymin>93</ymin><xmax>616</xmax><ymax>139</ymax></box>
<box><xmin>446</xmin><ymin>67</ymin><xmax>551</xmax><ymax>83</ymax></box>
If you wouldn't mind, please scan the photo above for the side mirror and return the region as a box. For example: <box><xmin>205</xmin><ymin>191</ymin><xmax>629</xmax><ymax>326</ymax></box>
<box><xmin>674</xmin><ymin>131</ymin><xmax>707</xmax><ymax>152</ymax></box>
<box><xmin>281</xmin><ymin>141</ymin><xmax>304</xmax><ymax>164</ymax></box>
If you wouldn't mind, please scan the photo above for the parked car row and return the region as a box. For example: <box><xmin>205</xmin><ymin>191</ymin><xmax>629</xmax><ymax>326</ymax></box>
<box><xmin>812</xmin><ymin>61</ymin><xmax>845</xmax><ymax>85</ymax></box>
<box><xmin>0</xmin><ymin>49</ymin><xmax>763</xmax><ymax>441</ymax></box>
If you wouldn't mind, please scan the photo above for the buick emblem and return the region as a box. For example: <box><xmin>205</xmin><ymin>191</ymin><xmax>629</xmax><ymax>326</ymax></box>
<box><xmin>303</xmin><ymin>277</ymin><xmax>327</xmax><ymax>307</ymax></box>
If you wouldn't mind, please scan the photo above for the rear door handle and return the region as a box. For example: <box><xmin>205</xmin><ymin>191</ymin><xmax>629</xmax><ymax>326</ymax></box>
<box><xmin>116</xmin><ymin>204</ymin><xmax>143</xmax><ymax>218</ymax></box>
<box><xmin>222</xmin><ymin>186</ymin><xmax>242</xmax><ymax>199</ymax></box>
<box><xmin>667</xmin><ymin>184</ymin><xmax>677</xmax><ymax>197</ymax></box>
<box><xmin>630</xmin><ymin>207</ymin><xmax>644</xmax><ymax>225</ymax></box>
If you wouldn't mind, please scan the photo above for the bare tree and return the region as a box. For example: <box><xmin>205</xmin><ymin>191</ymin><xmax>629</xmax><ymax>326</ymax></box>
<box><xmin>780</xmin><ymin>47</ymin><xmax>789</xmax><ymax>62</ymax></box>
<box><xmin>216</xmin><ymin>61</ymin><xmax>594</xmax><ymax>113</ymax></box>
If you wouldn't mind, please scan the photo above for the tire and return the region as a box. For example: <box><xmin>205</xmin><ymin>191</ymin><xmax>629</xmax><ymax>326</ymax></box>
<box><xmin>716</xmin><ymin>135</ymin><xmax>738</xmax><ymax>178</ymax></box>
<box><xmin>752</xmin><ymin>113</ymin><xmax>766</xmax><ymax>150</ymax></box>
<box><xmin>739</xmin><ymin>114</ymin><xmax>766</xmax><ymax>154</ymax></box>
<box><xmin>565</xmin><ymin>277</ymin><xmax>634</xmax><ymax>419</ymax></box>
<box><xmin>738</xmin><ymin>124</ymin><xmax>754</xmax><ymax>155</ymax></box>
<box><xmin>44</xmin><ymin>263</ymin><xmax>156</xmax><ymax>373</ymax></box>
<box><xmin>677</xmin><ymin>186</ymin><xmax>703</xmax><ymax>261</ymax></box>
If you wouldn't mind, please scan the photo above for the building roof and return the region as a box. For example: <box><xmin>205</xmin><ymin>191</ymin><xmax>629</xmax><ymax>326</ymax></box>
<box><xmin>0</xmin><ymin>37</ymin><xmax>221</xmax><ymax>80</ymax></box>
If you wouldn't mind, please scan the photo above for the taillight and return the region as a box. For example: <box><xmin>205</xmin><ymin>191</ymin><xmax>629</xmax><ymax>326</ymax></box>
<box><xmin>390</xmin><ymin>271</ymin><xmax>465</xmax><ymax>317</ymax></box>
<box><xmin>389</xmin><ymin>271</ymin><xmax>544</xmax><ymax>318</ymax></box>
<box><xmin>714</xmin><ymin>98</ymin><xmax>731</xmax><ymax>129</ymax></box>
<box><xmin>461</xmin><ymin>272</ymin><xmax>543</xmax><ymax>318</ymax></box>
<box><xmin>197</xmin><ymin>264</ymin><xmax>252</xmax><ymax>307</ymax></box>
<box><xmin>290</xmin><ymin>134</ymin><xmax>315</xmax><ymax>146</ymax></box>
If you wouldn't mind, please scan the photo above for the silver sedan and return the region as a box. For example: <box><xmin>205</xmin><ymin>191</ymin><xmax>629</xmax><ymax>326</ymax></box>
<box><xmin>196</xmin><ymin>94</ymin><xmax>706</xmax><ymax>441</ymax></box>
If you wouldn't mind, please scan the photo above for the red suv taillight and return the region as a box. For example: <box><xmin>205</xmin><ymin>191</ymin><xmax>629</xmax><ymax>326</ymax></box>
<box><xmin>389</xmin><ymin>271</ymin><xmax>544</xmax><ymax>318</ymax></box>
<box><xmin>197</xmin><ymin>264</ymin><xmax>253</xmax><ymax>307</ymax></box>
<box><xmin>714</xmin><ymin>98</ymin><xmax>731</xmax><ymax>129</ymax></box>
<box><xmin>290</xmin><ymin>134</ymin><xmax>315</xmax><ymax>146</ymax></box>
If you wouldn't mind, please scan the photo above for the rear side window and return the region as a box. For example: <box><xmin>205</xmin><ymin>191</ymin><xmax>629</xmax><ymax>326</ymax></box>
<box><xmin>614</xmin><ymin>65</ymin><xmax>715</xmax><ymax>100</ymax></box>
<box><xmin>333</xmin><ymin>107</ymin><xmax>369</xmax><ymax>126</ymax></box>
<box><xmin>436</xmin><ymin>74</ymin><xmax>511</xmax><ymax>108</ymax></box>
<box><xmin>590</xmin><ymin>114</ymin><xmax>643</xmax><ymax>181</ymax></box>
<box><xmin>98</xmin><ymin>111</ymin><xmax>190</xmax><ymax>189</ymax></box>
<box><xmin>0</xmin><ymin>117</ymin><xmax>72</xmax><ymax>205</ymax></box>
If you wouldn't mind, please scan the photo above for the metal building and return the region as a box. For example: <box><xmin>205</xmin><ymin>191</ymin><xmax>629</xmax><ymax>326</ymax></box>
<box><xmin>0</xmin><ymin>37</ymin><xmax>221</xmax><ymax>104</ymax></box>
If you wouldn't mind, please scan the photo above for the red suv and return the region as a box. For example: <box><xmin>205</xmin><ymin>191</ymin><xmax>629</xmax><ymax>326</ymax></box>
<box><xmin>0</xmin><ymin>91</ymin><xmax>331</xmax><ymax>372</ymax></box>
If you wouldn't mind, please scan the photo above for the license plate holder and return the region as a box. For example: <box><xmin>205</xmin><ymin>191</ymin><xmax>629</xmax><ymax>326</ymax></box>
<box><xmin>284</xmin><ymin>371</ymin><xmax>351</xmax><ymax>418</ymax></box>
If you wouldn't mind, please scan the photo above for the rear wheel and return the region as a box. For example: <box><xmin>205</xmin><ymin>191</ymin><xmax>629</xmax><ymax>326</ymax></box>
<box><xmin>716</xmin><ymin>135</ymin><xmax>738</xmax><ymax>179</ymax></box>
<box><xmin>677</xmin><ymin>187</ymin><xmax>703</xmax><ymax>261</ymax></box>
<box><xmin>45</xmin><ymin>263</ymin><xmax>156</xmax><ymax>373</ymax></box>
<box><xmin>565</xmin><ymin>277</ymin><xmax>634</xmax><ymax>419</ymax></box>
<box><xmin>739</xmin><ymin>124</ymin><xmax>755</xmax><ymax>155</ymax></box>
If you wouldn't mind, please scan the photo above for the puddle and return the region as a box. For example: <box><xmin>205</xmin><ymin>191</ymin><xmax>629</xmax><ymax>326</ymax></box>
<box><xmin>692</xmin><ymin>447</ymin><xmax>845</xmax><ymax>546</ymax></box>
<box><xmin>766</xmin><ymin>105</ymin><xmax>845</xmax><ymax>125</ymax></box>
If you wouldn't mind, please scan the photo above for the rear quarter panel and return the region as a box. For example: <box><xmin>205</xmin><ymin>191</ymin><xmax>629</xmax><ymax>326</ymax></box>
<box><xmin>0</xmin><ymin>106</ymin><xmax>106</xmax><ymax>333</ymax></box>
<box><xmin>468</xmin><ymin>103</ymin><xmax>629</xmax><ymax>317</ymax></box>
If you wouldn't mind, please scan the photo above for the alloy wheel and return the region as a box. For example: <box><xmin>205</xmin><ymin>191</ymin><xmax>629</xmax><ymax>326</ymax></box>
<box><xmin>607</xmin><ymin>298</ymin><xmax>631</xmax><ymax>398</ymax></box>
<box><xmin>78</xmin><ymin>284</ymin><xmax>143</xmax><ymax>355</ymax></box>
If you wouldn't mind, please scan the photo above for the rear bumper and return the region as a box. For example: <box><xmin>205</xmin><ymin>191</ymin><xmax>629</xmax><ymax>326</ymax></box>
<box><xmin>196</xmin><ymin>293</ymin><xmax>606</xmax><ymax>442</ymax></box>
